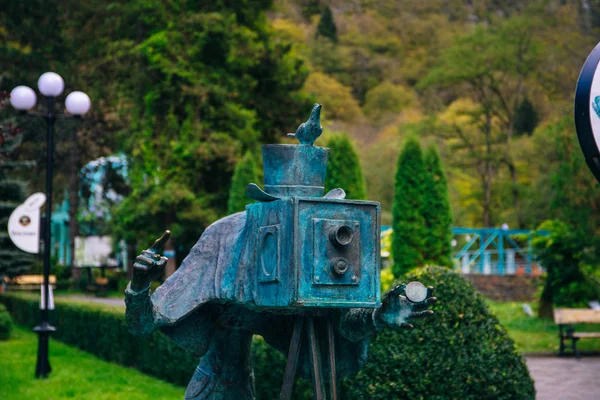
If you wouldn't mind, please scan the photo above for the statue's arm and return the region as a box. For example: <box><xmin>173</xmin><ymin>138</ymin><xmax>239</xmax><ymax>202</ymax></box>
<box><xmin>124</xmin><ymin>231</ymin><xmax>171</xmax><ymax>336</ymax></box>
<box><xmin>125</xmin><ymin>283</ymin><xmax>159</xmax><ymax>336</ymax></box>
<box><xmin>338</xmin><ymin>308</ymin><xmax>379</xmax><ymax>342</ymax></box>
<box><xmin>338</xmin><ymin>283</ymin><xmax>436</xmax><ymax>342</ymax></box>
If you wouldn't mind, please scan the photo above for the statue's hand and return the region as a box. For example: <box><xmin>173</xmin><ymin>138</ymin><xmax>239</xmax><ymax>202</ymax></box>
<box><xmin>375</xmin><ymin>282</ymin><xmax>436</xmax><ymax>330</ymax></box>
<box><xmin>131</xmin><ymin>230</ymin><xmax>170</xmax><ymax>292</ymax></box>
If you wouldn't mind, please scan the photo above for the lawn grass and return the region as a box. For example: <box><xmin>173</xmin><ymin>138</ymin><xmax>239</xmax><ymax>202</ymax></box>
<box><xmin>486</xmin><ymin>300</ymin><xmax>600</xmax><ymax>354</ymax></box>
<box><xmin>0</xmin><ymin>326</ymin><xmax>185</xmax><ymax>400</ymax></box>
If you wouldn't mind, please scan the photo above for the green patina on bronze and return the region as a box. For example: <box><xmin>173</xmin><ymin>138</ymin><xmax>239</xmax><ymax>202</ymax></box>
<box><xmin>125</xmin><ymin>104</ymin><xmax>436</xmax><ymax>400</ymax></box>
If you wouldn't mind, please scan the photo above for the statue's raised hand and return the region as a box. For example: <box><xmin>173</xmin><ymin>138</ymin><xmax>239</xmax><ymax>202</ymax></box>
<box><xmin>131</xmin><ymin>230</ymin><xmax>170</xmax><ymax>292</ymax></box>
<box><xmin>375</xmin><ymin>282</ymin><xmax>436</xmax><ymax>330</ymax></box>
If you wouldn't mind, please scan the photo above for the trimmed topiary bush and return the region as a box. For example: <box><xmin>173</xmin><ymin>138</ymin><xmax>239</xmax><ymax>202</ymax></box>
<box><xmin>0</xmin><ymin>303</ymin><xmax>13</xmax><ymax>340</ymax></box>
<box><xmin>342</xmin><ymin>267</ymin><xmax>535</xmax><ymax>399</ymax></box>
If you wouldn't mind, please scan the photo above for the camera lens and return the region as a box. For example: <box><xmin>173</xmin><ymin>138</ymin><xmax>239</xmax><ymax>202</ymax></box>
<box><xmin>330</xmin><ymin>225</ymin><xmax>354</xmax><ymax>246</ymax></box>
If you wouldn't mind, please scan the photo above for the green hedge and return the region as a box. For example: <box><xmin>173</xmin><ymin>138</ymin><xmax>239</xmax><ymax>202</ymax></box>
<box><xmin>0</xmin><ymin>303</ymin><xmax>13</xmax><ymax>340</ymax></box>
<box><xmin>342</xmin><ymin>267</ymin><xmax>535</xmax><ymax>399</ymax></box>
<box><xmin>0</xmin><ymin>293</ymin><xmax>198</xmax><ymax>386</ymax></box>
<box><xmin>2</xmin><ymin>268</ymin><xmax>535</xmax><ymax>399</ymax></box>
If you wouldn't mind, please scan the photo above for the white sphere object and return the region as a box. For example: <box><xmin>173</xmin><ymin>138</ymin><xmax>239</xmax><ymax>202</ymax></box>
<box><xmin>37</xmin><ymin>72</ymin><xmax>64</xmax><ymax>97</ymax></box>
<box><xmin>9</xmin><ymin>86</ymin><xmax>37</xmax><ymax>110</ymax></box>
<box><xmin>65</xmin><ymin>91</ymin><xmax>91</xmax><ymax>115</ymax></box>
<box><xmin>405</xmin><ymin>281</ymin><xmax>428</xmax><ymax>303</ymax></box>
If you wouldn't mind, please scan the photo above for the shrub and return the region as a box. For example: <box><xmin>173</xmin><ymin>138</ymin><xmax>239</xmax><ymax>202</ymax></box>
<box><xmin>532</xmin><ymin>220</ymin><xmax>600</xmax><ymax>317</ymax></box>
<box><xmin>0</xmin><ymin>303</ymin><xmax>13</xmax><ymax>340</ymax></box>
<box><xmin>342</xmin><ymin>267</ymin><xmax>535</xmax><ymax>399</ymax></box>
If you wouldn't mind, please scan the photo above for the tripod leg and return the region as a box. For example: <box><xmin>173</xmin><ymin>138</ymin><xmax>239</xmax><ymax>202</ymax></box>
<box><xmin>326</xmin><ymin>319</ymin><xmax>338</xmax><ymax>400</ymax></box>
<box><xmin>307</xmin><ymin>317</ymin><xmax>326</xmax><ymax>400</ymax></box>
<box><xmin>280</xmin><ymin>317</ymin><xmax>305</xmax><ymax>400</ymax></box>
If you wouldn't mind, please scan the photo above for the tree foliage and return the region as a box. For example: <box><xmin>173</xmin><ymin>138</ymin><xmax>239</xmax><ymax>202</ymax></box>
<box><xmin>421</xmin><ymin>15</ymin><xmax>540</xmax><ymax>227</ymax></box>
<box><xmin>392</xmin><ymin>137</ymin><xmax>427</xmax><ymax>276</ymax></box>
<box><xmin>87</xmin><ymin>1</ymin><xmax>312</xmax><ymax>254</ymax></box>
<box><xmin>362</xmin><ymin>81</ymin><xmax>416</xmax><ymax>124</ymax></box>
<box><xmin>532</xmin><ymin>220</ymin><xmax>600</xmax><ymax>318</ymax></box>
<box><xmin>528</xmin><ymin>116</ymin><xmax>600</xmax><ymax>236</ymax></box>
<box><xmin>227</xmin><ymin>151</ymin><xmax>259</xmax><ymax>214</ymax></box>
<box><xmin>324</xmin><ymin>134</ymin><xmax>366</xmax><ymax>200</ymax></box>
<box><xmin>301</xmin><ymin>72</ymin><xmax>363</xmax><ymax>122</ymax></box>
<box><xmin>423</xmin><ymin>145</ymin><xmax>453</xmax><ymax>267</ymax></box>
<box><xmin>316</xmin><ymin>6</ymin><xmax>337</xmax><ymax>42</ymax></box>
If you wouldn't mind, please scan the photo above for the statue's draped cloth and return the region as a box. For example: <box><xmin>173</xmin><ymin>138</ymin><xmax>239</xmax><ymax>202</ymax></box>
<box><xmin>151</xmin><ymin>211</ymin><xmax>369</xmax><ymax>377</ymax></box>
<box><xmin>152</xmin><ymin>212</ymin><xmax>255</xmax><ymax>323</ymax></box>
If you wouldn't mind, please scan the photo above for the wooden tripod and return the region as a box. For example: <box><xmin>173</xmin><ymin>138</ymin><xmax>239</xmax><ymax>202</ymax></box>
<box><xmin>279</xmin><ymin>316</ymin><xmax>338</xmax><ymax>400</ymax></box>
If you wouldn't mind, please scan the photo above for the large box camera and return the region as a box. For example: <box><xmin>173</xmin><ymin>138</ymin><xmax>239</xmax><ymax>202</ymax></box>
<box><xmin>246</xmin><ymin>196</ymin><xmax>381</xmax><ymax>309</ymax></box>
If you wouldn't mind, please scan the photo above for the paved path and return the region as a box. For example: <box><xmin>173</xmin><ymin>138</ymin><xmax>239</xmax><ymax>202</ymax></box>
<box><xmin>57</xmin><ymin>295</ymin><xmax>125</xmax><ymax>307</ymax></box>
<box><xmin>526</xmin><ymin>356</ymin><xmax>600</xmax><ymax>399</ymax></box>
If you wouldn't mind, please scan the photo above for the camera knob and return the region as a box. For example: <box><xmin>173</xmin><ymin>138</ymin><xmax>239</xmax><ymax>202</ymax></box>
<box><xmin>331</xmin><ymin>258</ymin><xmax>349</xmax><ymax>275</ymax></box>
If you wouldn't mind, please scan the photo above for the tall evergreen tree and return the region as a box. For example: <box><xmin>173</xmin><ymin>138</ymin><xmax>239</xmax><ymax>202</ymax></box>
<box><xmin>513</xmin><ymin>97</ymin><xmax>539</xmax><ymax>136</ymax></box>
<box><xmin>392</xmin><ymin>138</ymin><xmax>427</xmax><ymax>277</ymax></box>
<box><xmin>423</xmin><ymin>145</ymin><xmax>453</xmax><ymax>267</ymax></box>
<box><xmin>316</xmin><ymin>6</ymin><xmax>337</xmax><ymax>42</ymax></box>
<box><xmin>324</xmin><ymin>134</ymin><xmax>366</xmax><ymax>200</ymax></box>
<box><xmin>227</xmin><ymin>151</ymin><xmax>259</xmax><ymax>214</ymax></box>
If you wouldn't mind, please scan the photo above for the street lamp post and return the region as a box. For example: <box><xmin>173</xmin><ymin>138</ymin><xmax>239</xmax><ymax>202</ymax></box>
<box><xmin>9</xmin><ymin>72</ymin><xmax>91</xmax><ymax>378</ymax></box>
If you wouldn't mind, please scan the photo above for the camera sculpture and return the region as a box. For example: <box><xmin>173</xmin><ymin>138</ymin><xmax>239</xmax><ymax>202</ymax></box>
<box><xmin>125</xmin><ymin>104</ymin><xmax>436</xmax><ymax>400</ymax></box>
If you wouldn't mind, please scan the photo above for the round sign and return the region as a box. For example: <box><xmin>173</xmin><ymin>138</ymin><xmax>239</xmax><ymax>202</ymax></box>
<box><xmin>405</xmin><ymin>281</ymin><xmax>428</xmax><ymax>303</ymax></box>
<box><xmin>575</xmin><ymin>42</ymin><xmax>600</xmax><ymax>183</ymax></box>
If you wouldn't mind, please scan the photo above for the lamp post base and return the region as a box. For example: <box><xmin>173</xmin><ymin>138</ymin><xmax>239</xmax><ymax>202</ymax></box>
<box><xmin>33</xmin><ymin>321</ymin><xmax>56</xmax><ymax>378</ymax></box>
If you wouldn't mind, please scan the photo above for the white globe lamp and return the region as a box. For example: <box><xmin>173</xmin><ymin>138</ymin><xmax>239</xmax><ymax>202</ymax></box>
<box><xmin>65</xmin><ymin>91</ymin><xmax>91</xmax><ymax>115</ymax></box>
<box><xmin>9</xmin><ymin>86</ymin><xmax>37</xmax><ymax>110</ymax></box>
<box><xmin>37</xmin><ymin>72</ymin><xmax>64</xmax><ymax>97</ymax></box>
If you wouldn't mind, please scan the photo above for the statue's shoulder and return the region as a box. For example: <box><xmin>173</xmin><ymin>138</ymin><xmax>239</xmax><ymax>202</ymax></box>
<box><xmin>202</xmin><ymin>210</ymin><xmax>247</xmax><ymax>238</ymax></box>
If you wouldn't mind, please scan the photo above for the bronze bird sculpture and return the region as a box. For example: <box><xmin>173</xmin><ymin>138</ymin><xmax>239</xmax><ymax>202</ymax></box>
<box><xmin>288</xmin><ymin>103</ymin><xmax>323</xmax><ymax>145</ymax></box>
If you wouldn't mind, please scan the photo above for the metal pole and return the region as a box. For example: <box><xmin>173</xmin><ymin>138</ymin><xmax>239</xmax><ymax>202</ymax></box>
<box><xmin>34</xmin><ymin>95</ymin><xmax>56</xmax><ymax>378</ymax></box>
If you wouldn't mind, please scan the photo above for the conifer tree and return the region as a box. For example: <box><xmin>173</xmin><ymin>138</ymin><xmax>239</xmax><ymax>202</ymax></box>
<box><xmin>324</xmin><ymin>134</ymin><xmax>366</xmax><ymax>200</ymax></box>
<box><xmin>316</xmin><ymin>6</ymin><xmax>337</xmax><ymax>42</ymax></box>
<box><xmin>423</xmin><ymin>145</ymin><xmax>453</xmax><ymax>267</ymax></box>
<box><xmin>392</xmin><ymin>138</ymin><xmax>427</xmax><ymax>277</ymax></box>
<box><xmin>513</xmin><ymin>97</ymin><xmax>539</xmax><ymax>136</ymax></box>
<box><xmin>227</xmin><ymin>151</ymin><xmax>259</xmax><ymax>214</ymax></box>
